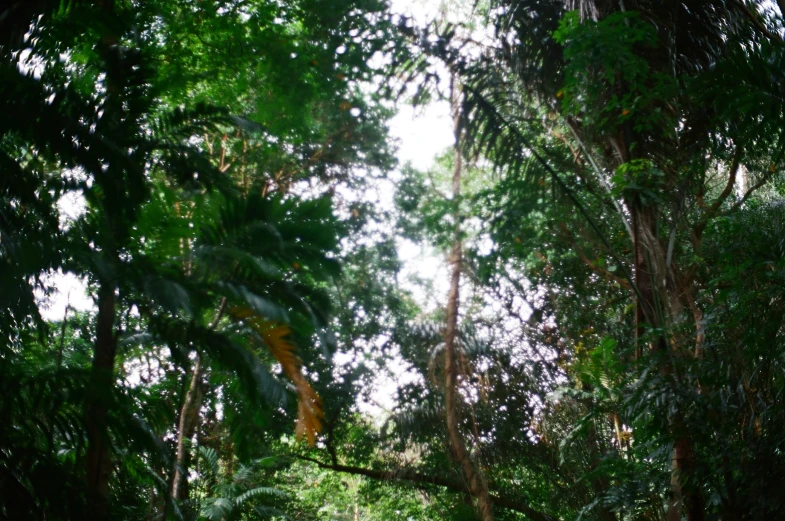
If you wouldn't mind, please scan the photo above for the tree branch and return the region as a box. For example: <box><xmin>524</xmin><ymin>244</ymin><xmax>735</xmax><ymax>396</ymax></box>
<box><xmin>564</xmin><ymin>118</ymin><xmax>635</xmax><ymax>241</ymax></box>
<box><xmin>559</xmin><ymin>223</ymin><xmax>631</xmax><ymax>289</ymax></box>
<box><xmin>292</xmin><ymin>455</ymin><xmax>556</xmax><ymax>521</ymax></box>
<box><xmin>693</xmin><ymin>150</ymin><xmax>742</xmax><ymax>239</ymax></box>
<box><xmin>705</xmin><ymin>153</ymin><xmax>741</xmax><ymax>219</ymax></box>
<box><xmin>725</xmin><ymin>170</ymin><xmax>777</xmax><ymax>214</ymax></box>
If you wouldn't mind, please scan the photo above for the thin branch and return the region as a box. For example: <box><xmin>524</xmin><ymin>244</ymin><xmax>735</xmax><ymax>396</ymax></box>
<box><xmin>559</xmin><ymin>223</ymin><xmax>631</xmax><ymax>289</ymax></box>
<box><xmin>693</xmin><ymin>149</ymin><xmax>742</xmax><ymax>239</ymax></box>
<box><xmin>208</xmin><ymin>297</ymin><xmax>228</xmax><ymax>330</ymax></box>
<box><xmin>564</xmin><ymin>118</ymin><xmax>635</xmax><ymax>240</ymax></box>
<box><xmin>725</xmin><ymin>170</ymin><xmax>777</xmax><ymax>214</ymax></box>
<box><xmin>706</xmin><ymin>152</ymin><xmax>741</xmax><ymax>219</ymax></box>
<box><xmin>585</xmin><ymin>293</ymin><xmax>634</xmax><ymax>313</ymax></box>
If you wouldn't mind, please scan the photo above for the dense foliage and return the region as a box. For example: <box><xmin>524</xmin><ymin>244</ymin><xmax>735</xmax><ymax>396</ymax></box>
<box><xmin>3</xmin><ymin>1</ymin><xmax>785</xmax><ymax>521</ymax></box>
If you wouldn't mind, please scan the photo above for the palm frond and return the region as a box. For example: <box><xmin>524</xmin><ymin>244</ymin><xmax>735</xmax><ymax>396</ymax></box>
<box><xmin>234</xmin><ymin>486</ymin><xmax>287</xmax><ymax>504</ymax></box>
<box><xmin>383</xmin><ymin>398</ymin><xmax>445</xmax><ymax>445</ymax></box>
<box><xmin>198</xmin><ymin>446</ymin><xmax>220</xmax><ymax>480</ymax></box>
<box><xmin>229</xmin><ymin>307</ymin><xmax>324</xmax><ymax>446</ymax></box>
<box><xmin>200</xmin><ymin>497</ymin><xmax>234</xmax><ymax>521</ymax></box>
<box><xmin>146</xmin><ymin>315</ymin><xmax>288</xmax><ymax>408</ymax></box>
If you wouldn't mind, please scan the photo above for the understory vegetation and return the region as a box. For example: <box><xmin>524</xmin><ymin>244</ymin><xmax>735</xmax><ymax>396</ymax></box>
<box><xmin>3</xmin><ymin>1</ymin><xmax>785</xmax><ymax>520</ymax></box>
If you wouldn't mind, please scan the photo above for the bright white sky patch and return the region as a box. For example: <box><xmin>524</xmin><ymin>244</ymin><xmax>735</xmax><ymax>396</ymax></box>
<box><xmin>38</xmin><ymin>270</ymin><xmax>93</xmax><ymax>322</ymax></box>
<box><xmin>389</xmin><ymin>100</ymin><xmax>453</xmax><ymax>171</ymax></box>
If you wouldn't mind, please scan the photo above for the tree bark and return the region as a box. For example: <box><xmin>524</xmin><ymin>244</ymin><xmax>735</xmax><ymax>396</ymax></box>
<box><xmin>632</xmin><ymin>203</ymin><xmax>705</xmax><ymax>521</ymax></box>
<box><xmin>443</xmin><ymin>78</ymin><xmax>494</xmax><ymax>521</ymax></box>
<box><xmin>86</xmin><ymin>281</ymin><xmax>118</xmax><ymax>521</ymax></box>
<box><xmin>170</xmin><ymin>298</ymin><xmax>225</xmax><ymax>502</ymax></box>
<box><xmin>86</xmin><ymin>2</ymin><xmax>121</xmax><ymax>514</ymax></box>
<box><xmin>170</xmin><ymin>354</ymin><xmax>205</xmax><ymax>501</ymax></box>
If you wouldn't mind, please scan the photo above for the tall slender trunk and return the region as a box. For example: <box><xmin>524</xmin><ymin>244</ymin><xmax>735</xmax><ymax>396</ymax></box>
<box><xmin>86</xmin><ymin>280</ymin><xmax>118</xmax><ymax>521</ymax></box>
<box><xmin>170</xmin><ymin>196</ymin><xmax>200</xmax><ymax>503</ymax></box>
<box><xmin>170</xmin><ymin>299</ymin><xmax>224</xmax><ymax>503</ymax></box>
<box><xmin>56</xmin><ymin>295</ymin><xmax>70</xmax><ymax>371</ymax></box>
<box><xmin>444</xmin><ymin>78</ymin><xmax>494</xmax><ymax>521</ymax></box>
<box><xmin>171</xmin><ymin>355</ymin><xmax>205</xmax><ymax>501</ymax></box>
<box><xmin>169</xmin><ymin>122</ymin><xmax>235</xmax><ymax>506</ymax></box>
<box><xmin>86</xmin><ymin>2</ymin><xmax>120</xmax><ymax>515</ymax></box>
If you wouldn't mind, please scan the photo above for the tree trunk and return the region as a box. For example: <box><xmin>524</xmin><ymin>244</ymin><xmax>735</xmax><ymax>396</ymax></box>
<box><xmin>171</xmin><ymin>299</ymin><xmax>225</xmax><ymax>502</ymax></box>
<box><xmin>86</xmin><ymin>281</ymin><xmax>118</xmax><ymax>521</ymax></box>
<box><xmin>632</xmin><ymin>204</ymin><xmax>705</xmax><ymax>521</ymax></box>
<box><xmin>672</xmin><ymin>435</ymin><xmax>705</xmax><ymax>521</ymax></box>
<box><xmin>171</xmin><ymin>354</ymin><xmax>205</xmax><ymax>501</ymax></box>
<box><xmin>443</xmin><ymin>78</ymin><xmax>494</xmax><ymax>521</ymax></box>
<box><xmin>86</xmin><ymin>2</ymin><xmax>121</xmax><ymax>514</ymax></box>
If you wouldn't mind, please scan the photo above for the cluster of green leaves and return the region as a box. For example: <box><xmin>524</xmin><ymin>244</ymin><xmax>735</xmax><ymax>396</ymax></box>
<box><xmin>554</xmin><ymin>11</ymin><xmax>678</xmax><ymax>136</ymax></box>
<box><xmin>439</xmin><ymin>1</ymin><xmax>785</xmax><ymax>520</ymax></box>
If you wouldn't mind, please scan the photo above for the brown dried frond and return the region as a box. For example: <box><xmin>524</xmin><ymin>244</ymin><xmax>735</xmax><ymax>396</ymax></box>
<box><xmin>230</xmin><ymin>307</ymin><xmax>323</xmax><ymax>445</ymax></box>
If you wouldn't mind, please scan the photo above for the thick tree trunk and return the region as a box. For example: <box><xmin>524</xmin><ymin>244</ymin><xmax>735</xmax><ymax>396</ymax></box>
<box><xmin>633</xmin><ymin>204</ymin><xmax>705</xmax><ymax>521</ymax></box>
<box><xmin>673</xmin><ymin>435</ymin><xmax>704</xmax><ymax>521</ymax></box>
<box><xmin>443</xmin><ymin>79</ymin><xmax>494</xmax><ymax>521</ymax></box>
<box><xmin>86</xmin><ymin>281</ymin><xmax>118</xmax><ymax>521</ymax></box>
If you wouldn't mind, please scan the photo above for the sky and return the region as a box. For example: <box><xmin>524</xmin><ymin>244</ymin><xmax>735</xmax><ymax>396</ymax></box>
<box><xmin>342</xmin><ymin>0</ymin><xmax>458</xmax><ymax>413</ymax></box>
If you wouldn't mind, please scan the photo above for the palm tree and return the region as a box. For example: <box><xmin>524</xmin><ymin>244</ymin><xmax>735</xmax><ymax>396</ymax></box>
<box><xmin>1</xmin><ymin>2</ymin><xmax>345</xmax><ymax>519</ymax></box>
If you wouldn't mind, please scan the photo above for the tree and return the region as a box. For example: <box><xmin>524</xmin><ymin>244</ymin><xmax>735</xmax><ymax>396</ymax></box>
<box><xmin>447</xmin><ymin>1</ymin><xmax>785</xmax><ymax>519</ymax></box>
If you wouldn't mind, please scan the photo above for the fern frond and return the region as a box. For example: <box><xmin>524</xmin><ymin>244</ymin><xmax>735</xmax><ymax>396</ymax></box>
<box><xmin>383</xmin><ymin>398</ymin><xmax>444</xmax><ymax>444</ymax></box>
<box><xmin>252</xmin><ymin>505</ymin><xmax>288</xmax><ymax>519</ymax></box>
<box><xmin>233</xmin><ymin>464</ymin><xmax>255</xmax><ymax>484</ymax></box>
<box><xmin>234</xmin><ymin>486</ymin><xmax>287</xmax><ymax>505</ymax></box>
<box><xmin>201</xmin><ymin>497</ymin><xmax>233</xmax><ymax>521</ymax></box>
<box><xmin>149</xmin><ymin>103</ymin><xmax>228</xmax><ymax>144</ymax></box>
<box><xmin>198</xmin><ymin>446</ymin><xmax>220</xmax><ymax>479</ymax></box>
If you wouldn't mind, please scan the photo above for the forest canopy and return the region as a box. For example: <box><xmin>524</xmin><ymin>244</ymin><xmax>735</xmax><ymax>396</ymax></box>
<box><xmin>2</xmin><ymin>1</ymin><xmax>785</xmax><ymax>520</ymax></box>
